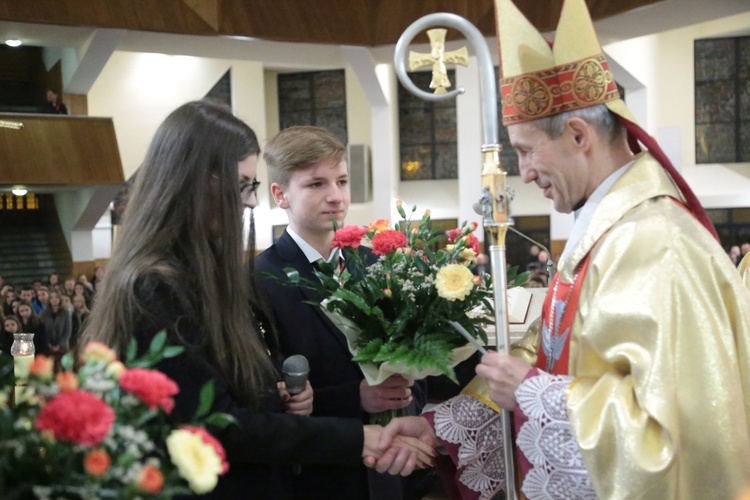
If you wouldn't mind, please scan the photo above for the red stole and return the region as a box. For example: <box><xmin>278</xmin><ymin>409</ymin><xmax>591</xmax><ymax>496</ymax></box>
<box><xmin>537</xmin><ymin>255</ymin><xmax>592</xmax><ymax>376</ymax></box>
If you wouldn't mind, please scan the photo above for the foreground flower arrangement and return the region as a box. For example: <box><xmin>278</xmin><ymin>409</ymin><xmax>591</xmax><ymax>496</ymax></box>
<box><xmin>0</xmin><ymin>332</ymin><xmax>232</xmax><ymax>498</ymax></box>
<box><xmin>283</xmin><ymin>201</ymin><xmax>527</xmax><ymax>388</ymax></box>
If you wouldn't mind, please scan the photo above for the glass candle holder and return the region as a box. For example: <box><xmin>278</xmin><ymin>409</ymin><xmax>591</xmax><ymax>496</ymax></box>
<box><xmin>11</xmin><ymin>333</ymin><xmax>35</xmax><ymax>404</ymax></box>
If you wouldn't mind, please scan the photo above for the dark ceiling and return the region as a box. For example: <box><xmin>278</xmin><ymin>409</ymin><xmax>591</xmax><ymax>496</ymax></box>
<box><xmin>0</xmin><ymin>0</ymin><xmax>665</xmax><ymax>47</ymax></box>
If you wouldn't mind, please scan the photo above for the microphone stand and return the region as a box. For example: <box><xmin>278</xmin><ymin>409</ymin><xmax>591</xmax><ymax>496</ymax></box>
<box><xmin>507</xmin><ymin>226</ymin><xmax>556</xmax><ymax>284</ymax></box>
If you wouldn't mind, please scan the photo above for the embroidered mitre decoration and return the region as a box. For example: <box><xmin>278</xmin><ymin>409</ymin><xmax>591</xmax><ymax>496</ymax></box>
<box><xmin>494</xmin><ymin>0</ymin><xmax>636</xmax><ymax>126</ymax></box>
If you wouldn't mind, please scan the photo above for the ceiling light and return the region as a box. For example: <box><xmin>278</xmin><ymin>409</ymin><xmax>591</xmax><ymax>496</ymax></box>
<box><xmin>11</xmin><ymin>186</ymin><xmax>27</xmax><ymax>196</ymax></box>
<box><xmin>5</xmin><ymin>39</ymin><xmax>22</xmax><ymax>47</ymax></box>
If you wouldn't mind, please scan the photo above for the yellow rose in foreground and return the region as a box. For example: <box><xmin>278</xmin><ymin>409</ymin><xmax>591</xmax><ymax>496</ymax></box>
<box><xmin>81</xmin><ymin>342</ymin><xmax>117</xmax><ymax>364</ymax></box>
<box><xmin>435</xmin><ymin>264</ymin><xmax>475</xmax><ymax>301</ymax></box>
<box><xmin>166</xmin><ymin>428</ymin><xmax>224</xmax><ymax>494</ymax></box>
<box><xmin>459</xmin><ymin>248</ymin><xmax>477</xmax><ymax>264</ymax></box>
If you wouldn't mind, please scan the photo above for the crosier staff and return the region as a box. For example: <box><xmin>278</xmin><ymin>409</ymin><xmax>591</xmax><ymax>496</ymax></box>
<box><xmin>394</xmin><ymin>13</ymin><xmax>517</xmax><ymax>500</ymax></box>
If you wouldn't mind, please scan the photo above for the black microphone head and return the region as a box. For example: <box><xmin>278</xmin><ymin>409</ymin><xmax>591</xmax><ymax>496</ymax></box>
<box><xmin>282</xmin><ymin>355</ymin><xmax>309</xmax><ymax>395</ymax></box>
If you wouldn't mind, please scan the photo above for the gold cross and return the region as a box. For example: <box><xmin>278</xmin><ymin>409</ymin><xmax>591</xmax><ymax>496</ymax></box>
<box><xmin>409</xmin><ymin>29</ymin><xmax>469</xmax><ymax>94</ymax></box>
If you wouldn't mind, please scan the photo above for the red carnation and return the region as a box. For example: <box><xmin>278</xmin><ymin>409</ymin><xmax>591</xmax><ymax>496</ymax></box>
<box><xmin>182</xmin><ymin>426</ymin><xmax>229</xmax><ymax>474</ymax></box>
<box><xmin>464</xmin><ymin>233</ymin><xmax>480</xmax><ymax>254</ymax></box>
<box><xmin>372</xmin><ymin>230</ymin><xmax>408</xmax><ymax>255</ymax></box>
<box><xmin>447</xmin><ymin>228</ymin><xmax>480</xmax><ymax>254</ymax></box>
<box><xmin>332</xmin><ymin>225</ymin><xmax>368</xmax><ymax>249</ymax></box>
<box><xmin>34</xmin><ymin>390</ymin><xmax>115</xmax><ymax>446</ymax></box>
<box><xmin>119</xmin><ymin>368</ymin><xmax>179</xmax><ymax>414</ymax></box>
<box><xmin>447</xmin><ymin>227</ymin><xmax>462</xmax><ymax>243</ymax></box>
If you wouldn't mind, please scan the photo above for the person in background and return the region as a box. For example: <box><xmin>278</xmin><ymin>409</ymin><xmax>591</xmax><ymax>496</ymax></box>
<box><xmin>81</xmin><ymin>101</ymin><xmax>431</xmax><ymax>499</ymax></box>
<box><xmin>60</xmin><ymin>295</ymin><xmax>74</xmax><ymax>315</ymax></box>
<box><xmin>2</xmin><ymin>289</ymin><xmax>17</xmax><ymax>317</ymax></box>
<box><xmin>1</xmin><ymin>315</ymin><xmax>21</xmax><ymax>355</ymax></box>
<box><xmin>91</xmin><ymin>266</ymin><xmax>106</xmax><ymax>294</ymax></box>
<box><xmin>17</xmin><ymin>301</ymin><xmax>49</xmax><ymax>356</ymax></box>
<box><xmin>70</xmin><ymin>294</ymin><xmax>89</xmax><ymax>353</ymax></box>
<box><xmin>62</xmin><ymin>277</ymin><xmax>76</xmax><ymax>298</ymax></box>
<box><xmin>10</xmin><ymin>299</ymin><xmax>21</xmax><ymax>317</ymax></box>
<box><xmin>42</xmin><ymin>88</ymin><xmax>68</xmax><ymax>115</ymax></box>
<box><xmin>47</xmin><ymin>274</ymin><xmax>61</xmax><ymax>294</ymax></box>
<box><xmin>32</xmin><ymin>286</ymin><xmax>48</xmax><ymax>315</ymax></box>
<box><xmin>40</xmin><ymin>290</ymin><xmax>72</xmax><ymax>370</ymax></box>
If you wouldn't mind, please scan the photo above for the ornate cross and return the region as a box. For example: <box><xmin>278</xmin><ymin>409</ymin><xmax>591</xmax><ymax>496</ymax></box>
<box><xmin>409</xmin><ymin>28</ymin><xmax>468</xmax><ymax>94</ymax></box>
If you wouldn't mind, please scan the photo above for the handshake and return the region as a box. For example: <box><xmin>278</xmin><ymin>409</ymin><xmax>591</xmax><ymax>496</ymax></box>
<box><xmin>361</xmin><ymin>416</ymin><xmax>439</xmax><ymax>476</ymax></box>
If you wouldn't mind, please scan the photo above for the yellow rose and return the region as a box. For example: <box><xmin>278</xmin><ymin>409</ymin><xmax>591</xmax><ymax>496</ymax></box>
<box><xmin>459</xmin><ymin>248</ymin><xmax>477</xmax><ymax>264</ymax></box>
<box><xmin>166</xmin><ymin>429</ymin><xmax>223</xmax><ymax>494</ymax></box>
<box><xmin>435</xmin><ymin>264</ymin><xmax>475</xmax><ymax>301</ymax></box>
<box><xmin>81</xmin><ymin>342</ymin><xmax>117</xmax><ymax>364</ymax></box>
<box><xmin>106</xmin><ymin>361</ymin><xmax>126</xmax><ymax>380</ymax></box>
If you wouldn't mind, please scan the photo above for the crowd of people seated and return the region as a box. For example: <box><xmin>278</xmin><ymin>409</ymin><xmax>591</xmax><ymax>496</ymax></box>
<box><xmin>0</xmin><ymin>267</ymin><xmax>104</xmax><ymax>367</ymax></box>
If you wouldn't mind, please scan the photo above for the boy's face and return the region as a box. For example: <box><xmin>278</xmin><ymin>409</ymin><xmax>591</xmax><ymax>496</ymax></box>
<box><xmin>272</xmin><ymin>157</ymin><xmax>350</xmax><ymax>239</ymax></box>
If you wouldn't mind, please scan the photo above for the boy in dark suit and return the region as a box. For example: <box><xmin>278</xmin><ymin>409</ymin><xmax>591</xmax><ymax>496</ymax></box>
<box><xmin>256</xmin><ymin>126</ymin><xmax>426</xmax><ymax>499</ymax></box>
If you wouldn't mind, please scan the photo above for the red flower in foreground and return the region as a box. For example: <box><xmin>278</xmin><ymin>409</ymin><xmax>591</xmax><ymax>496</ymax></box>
<box><xmin>183</xmin><ymin>426</ymin><xmax>229</xmax><ymax>474</ymax></box>
<box><xmin>447</xmin><ymin>228</ymin><xmax>480</xmax><ymax>254</ymax></box>
<box><xmin>447</xmin><ymin>228</ymin><xmax>461</xmax><ymax>243</ymax></box>
<box><xmin>372</xmin><ymin>230</ymin><xmax>408</xmax><ymax>255</ymax></box>
<box><xmin>136</xmin><ymin>465</ymin><xmax>165</xmax><ymax>494</ymax></box>
<box><xmin>464</xmin><ymin>233</ymin><xmax>480</xmax><ymax>254</ymax></box>
<box><xmin>332</xmin><ymin>225</ymin><xmax>368</xmax><ymax>249</ymax></box>
<box><xmin>84</xmin><ymin>449</ymin><xmax>111</xmax><ymax>477</ymax></box>
<box><xmin>119</xmin><ymin>368</ymin><xmax>179</xmax><ymax>414</ymax></box>
<box><xmin>35</xmin><ymin>390</ymin><xmax>115</xmax><ymax>446</ymax></box>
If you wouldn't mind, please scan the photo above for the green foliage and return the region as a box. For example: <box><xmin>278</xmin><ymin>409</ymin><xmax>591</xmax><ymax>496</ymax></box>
<box><xmin>275</xmin><ymin>202</ymin><xmax>527</xmax><ymax>382</ymax></box>
<box><xmin>0</xmin><ymin>334</ymin><xmax>231</xmax><ymax>498</ymax></box>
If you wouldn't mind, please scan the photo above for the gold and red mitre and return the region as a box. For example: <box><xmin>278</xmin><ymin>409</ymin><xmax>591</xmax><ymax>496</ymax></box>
<box><xmin>495</xmin><ymin>0</ymin><xmax>635</xmax><ymax>126</ymax></box>
<box><xmin>493</xmin><ymin>0</ymin><xmax>719</xmax><ymax>241</ymax></box>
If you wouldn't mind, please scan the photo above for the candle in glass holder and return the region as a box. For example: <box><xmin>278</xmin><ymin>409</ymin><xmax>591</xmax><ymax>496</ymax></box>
<box><xmin>11</xmin><ymin>333</ymin><xmax>35</xmax><ymax>404</ymax></box>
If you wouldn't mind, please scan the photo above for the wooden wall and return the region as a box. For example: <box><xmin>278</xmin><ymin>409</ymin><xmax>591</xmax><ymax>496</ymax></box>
<box><xmin>0</xmin><ymin>114</ymin><xmax>123</xmax><ymax>185</ymax></box>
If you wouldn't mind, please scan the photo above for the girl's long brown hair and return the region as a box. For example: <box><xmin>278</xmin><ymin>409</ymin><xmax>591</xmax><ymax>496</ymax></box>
<box><xmin>82</xmin><ymin>100</ymin><xmax>277</xmax><ymax>407</ymax></box>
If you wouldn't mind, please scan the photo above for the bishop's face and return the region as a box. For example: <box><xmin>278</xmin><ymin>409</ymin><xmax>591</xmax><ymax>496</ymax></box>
<box><xmin>510</xmin><ymin>121</ymin><xmax>589</xmax><ymax>214</ymax></box>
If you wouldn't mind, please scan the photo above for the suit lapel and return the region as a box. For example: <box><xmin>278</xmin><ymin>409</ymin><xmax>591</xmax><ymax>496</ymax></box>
<box><xmin>276</xmin><ymin>232</ymin><xmax>353</xmax><ymax>354</ymax></box>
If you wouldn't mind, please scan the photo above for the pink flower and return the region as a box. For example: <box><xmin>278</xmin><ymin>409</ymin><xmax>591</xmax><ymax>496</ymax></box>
<box><xmin>372</xmin><ymin>230</ymin><xmax>408</xmax><ymax>255</ymax></box>
<box><xmin>35</xmin><ymin>390</ymin><xmax>115</xmax><ymax>446</ymax></box>
<box><xmin>464</xmin><ymin>233</ymin><xmax>480</xmax><ymax>254</ymax></box>
<box><xmin>332</xmin><ymin>225</ymin><xmax>368</xmax><ymax>249</ymax></box>
<box><xmin>447</xmin><ymin>228</ymin><xmax>462</xmax><ymax>244</ymax></box>
<box><xmin>447</xmin><ymin>228</ymin><xmax>480</xmax><ymax>254</ymax></box>
<box><xmin>119</xmin><ymin>368</ymin><xmax>179</xmax><ymax>414</ymax></box>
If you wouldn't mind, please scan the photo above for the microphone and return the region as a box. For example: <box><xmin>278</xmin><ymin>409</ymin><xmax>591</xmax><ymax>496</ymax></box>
<box><xmin>282</xmin><ymin>355</ymin><xmax>309</xmax><ymax>395</ymax></box>
<box><xmin>282</xmin><ymin>354</ymin><xmax>309</xmax><ymax>476</ymax></box>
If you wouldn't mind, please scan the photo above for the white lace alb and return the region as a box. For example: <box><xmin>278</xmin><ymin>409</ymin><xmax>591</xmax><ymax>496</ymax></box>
<box><xmin>433</xmin><ymin>394</ymin><xmax>505</xmax><ymax>499</ymax></box>
<box><xmin>515</xmin><ymin>373</ymin><xmax>597</xmax><ymax>500</ymax></box>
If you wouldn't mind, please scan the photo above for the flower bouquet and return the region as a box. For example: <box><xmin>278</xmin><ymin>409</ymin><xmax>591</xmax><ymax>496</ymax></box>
<box><xmin>0</xmin><ymin>332</ymin><xmax>234</xmax><ymax>498</ymax></box>
<box><xmin>281</xmin><ymin>201</ymin><xmax>527</xmax><ymax>422</ymax></box>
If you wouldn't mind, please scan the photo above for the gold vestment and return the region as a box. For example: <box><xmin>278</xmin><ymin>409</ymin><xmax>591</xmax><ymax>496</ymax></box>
<box><xmin>563</xmin><ymin>153</ymin><xmax>750</xmax><ymax>498</ymax></box>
